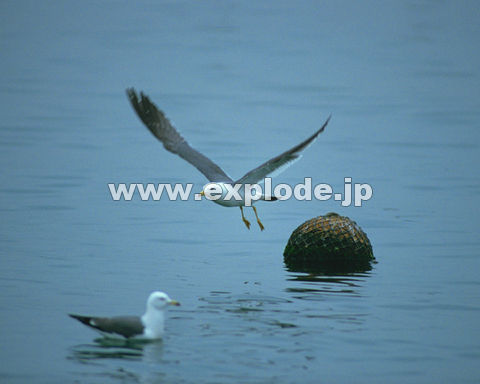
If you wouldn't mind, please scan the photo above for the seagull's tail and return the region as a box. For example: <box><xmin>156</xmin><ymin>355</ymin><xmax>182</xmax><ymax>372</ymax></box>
<box><xmin>69</xmin><ymin>314</ymin><xmax>94</xmax><ymax>327</ymax></box>
<box><xmin>261</xmin><ymin>195</ymin><xmax>278</xmax><ymax>202</ymax></box>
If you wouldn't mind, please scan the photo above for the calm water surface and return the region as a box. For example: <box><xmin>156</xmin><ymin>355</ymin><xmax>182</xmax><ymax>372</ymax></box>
<box><xmin>1</xmin><ymin>1</ymin><xmax>479</xmax><ymax>383</ymax></box>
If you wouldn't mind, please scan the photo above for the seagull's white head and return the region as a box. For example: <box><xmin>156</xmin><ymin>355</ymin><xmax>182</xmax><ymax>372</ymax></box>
<box><xmin>147</xmin><ymin>291</ymin><xmax>180</xmax><ymax>311</ymax></box>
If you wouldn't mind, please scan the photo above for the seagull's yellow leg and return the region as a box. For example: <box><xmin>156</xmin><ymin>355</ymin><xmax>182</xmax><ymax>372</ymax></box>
<box><xmin>252</xmin><ymin>206</ymin><xmax>265</xmax><ymax>231</ymax></box>
<box><xmin>240</xmin><ymin>206</ymin><xmax>251</xmax><ymax>230</ymax></box>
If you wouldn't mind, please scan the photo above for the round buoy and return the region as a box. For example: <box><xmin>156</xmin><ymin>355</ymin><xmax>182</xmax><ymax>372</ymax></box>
<box><xmin>283</xmin><ymin>213</ymin><xmax>374</xmax><ymax>273</ymax></box>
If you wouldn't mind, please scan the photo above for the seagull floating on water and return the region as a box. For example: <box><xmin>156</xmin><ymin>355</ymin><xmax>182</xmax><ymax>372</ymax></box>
<box><xmin>69</xmin><ymin>291</ymin><xmax>180</xmax><ymax>340</ymax></box>
<box><xmin>126</xmin><ymin>88</ymin><xmax>330</xmax><ymax>231</ymax></box>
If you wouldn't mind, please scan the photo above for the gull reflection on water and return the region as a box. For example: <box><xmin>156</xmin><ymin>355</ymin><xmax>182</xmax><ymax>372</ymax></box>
<box><xmin>68</xmin><ymin>337</ymin><xmax>162</xmax><ymax>362</ymax></box>
<box><xmin>68</xmin><ymin>338</ymin><xmax>167</xmax><ymax>382</ymax></box>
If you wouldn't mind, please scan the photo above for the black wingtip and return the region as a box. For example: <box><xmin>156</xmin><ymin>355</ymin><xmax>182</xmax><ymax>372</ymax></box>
<box><xmin>126</xmin><ymin>88</ymin><xmax>138</xmax><ymax>105</ymax></box>
<box><xmin>318</xmin><ymin>114</ymin><xmax>331</xmax><ymax>134</ymax></box>
<box><xmin>126</xmin><ymin>88</ymin><xmax>152</xmax><ymax>105</ymax></box>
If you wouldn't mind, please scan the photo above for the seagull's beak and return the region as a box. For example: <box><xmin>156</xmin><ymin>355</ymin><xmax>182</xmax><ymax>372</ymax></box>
<box><xmin>200</xmin><ymin>191</ymin><xmax>205</xmax><ymax>196</ymax></box>
<box><xmin>169</xmin><ymin>300</ymin><xmax>181</xmax><ymax>306</ymax></box>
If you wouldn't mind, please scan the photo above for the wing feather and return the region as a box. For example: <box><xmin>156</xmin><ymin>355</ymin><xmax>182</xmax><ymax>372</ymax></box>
<box><xmin>69</xmin><ymin>314</ymin><xmax>144</xmax><ymax>338</ymax></box>
<box><xmin>126</xmin><ymin>88</ymin><xmax>232</xmax><ymax>182</ymax></box>
<box><xmin>235</xmin><ymin>116</ymin><xmax>331</xmax><ymax>185</ymax></box>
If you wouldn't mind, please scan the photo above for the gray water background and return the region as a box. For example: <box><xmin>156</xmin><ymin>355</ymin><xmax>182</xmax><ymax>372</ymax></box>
<box><xmin>1</xmin><ymin>1</ymin><xmax>479</xmax><ymax>383</ymax></box>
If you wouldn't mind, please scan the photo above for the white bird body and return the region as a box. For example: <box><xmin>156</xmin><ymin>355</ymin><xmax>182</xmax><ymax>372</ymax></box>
<box><xmin>203</xmin><ymin>182</ymin><xmax>270</xmax><ymax>207</ymax></box>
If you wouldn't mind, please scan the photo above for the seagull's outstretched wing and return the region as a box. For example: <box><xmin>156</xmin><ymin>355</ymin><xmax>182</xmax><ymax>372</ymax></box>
<box><xmin>126</xmin><ymin>88</ymin><xmax>233</xmax><ymax>182</ymax></box>
<box><xmin>69</xmin><ymin>314</ymin><xmax>144</xmax><ymax>338</ymax></box>
<box><xmin>235</xmin><ymin>116</ymin><xmax>331</xmax><ymax>185</ymax></box>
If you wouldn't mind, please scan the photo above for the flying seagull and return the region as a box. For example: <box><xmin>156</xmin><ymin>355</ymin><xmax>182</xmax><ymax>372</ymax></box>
<box><xmin>126</xmin><ymin>88</ymin><xmax>330</xmax><ymax>231</ymax></box>
<box><xmin>69</xmin><ymin>291</ymin><xmax>180</xmax><ymax>340</ymax></box>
